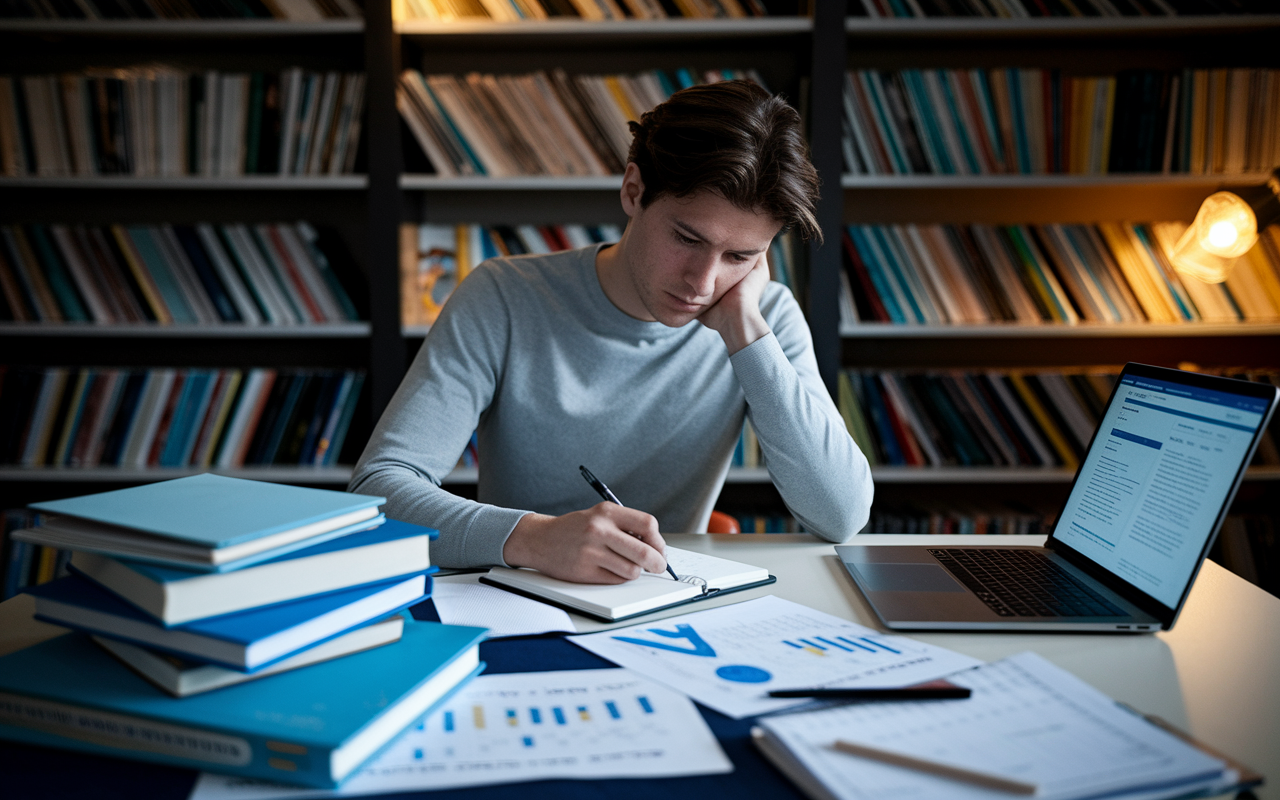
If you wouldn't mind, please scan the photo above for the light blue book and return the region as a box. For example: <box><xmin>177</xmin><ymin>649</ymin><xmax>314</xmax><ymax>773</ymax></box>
<box><xmin>69</xmin><ymin>519</ymin><xmax>438</xmax><ymax>626</ymax></box>
<box><xmin>27</xmin><ymin>572</ymin><xmax>429</xmax><ymax>671</ymax></box>
<box><xmin>0</xmin><ymin>621</ymin><xmax>486</xmax><ymax>788</ymax></box>
<box><xmin>20</xmin><ymin>474</ymin><xmax>385</xmax><ymax>570</ymax></box>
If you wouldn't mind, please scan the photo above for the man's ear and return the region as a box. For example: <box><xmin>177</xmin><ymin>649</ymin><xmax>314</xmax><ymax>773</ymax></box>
<box><xmin>619</xmin><ymin>162</ymin><xmax>645</xmax><ymax>217</ymax></box>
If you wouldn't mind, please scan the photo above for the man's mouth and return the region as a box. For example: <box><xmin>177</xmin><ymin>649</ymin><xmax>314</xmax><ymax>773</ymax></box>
<box><xmin>666</xmin><ymin>293</ymin><xmax>702</xmax><ymax>313</ymax></box>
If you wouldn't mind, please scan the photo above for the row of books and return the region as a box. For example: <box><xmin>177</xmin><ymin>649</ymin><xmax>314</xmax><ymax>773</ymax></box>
<box><xmin>400</xmin><ymin>222</ymin><xmax>798</xmax><ymax>327</ymax></box>
<box><xmin>2</xmin><ymin>509</ymin><xmax>62</xmax><ymax>599</ymax></box>
<box><xmin>0</xmin><ymin>69</ymin><xmax>366</xmax><ymax>178</ymax></box>
<box><xmin>836</xmin><ymin>368</ymin><xmax>1280</xmax><ymax>471</ymax></box>
<box><xmin>840</xmin><ymin>223</ymin><xmax>1280</xmax><ymax>326</ymax></box>
<box><xmin>842</xmin><ymin>68</ymin><xmax>1280</xmax><ymax>176</ymax></box>
<box><xmin>0</xmin><ymin>0</ymin><xmax>363</xmax><ymax>19</ymax></box>
<box><xmin>1</xmin><ymin>475</ymin><xmax>484</xmax><ymax>788</ymax></box>
<box><xmin>862</xmin><ymin>505</ymin><xmax>1058</xmax><ymax>536</ymax></box>
<box><xmin>399</xmin><ymin>0</ymin><xmax>768</xmax><ymax>20</ymax></box>
<box><xmin>0</xmin><ymin>223</ymin><xmax>361</xmax><ymax>325</ymax></box>
<box><xmin>847</xmin><ymin>0</ymin><xmax>1271</xmax><ymax>17</ymax></box>
<box><xmin>0</xmin><ymin>367</ymin><xmax>365</xmax><ymax>468</ymax></box>
<box><xmin>397</xmin><ymin>67</ymin><xmax>766</xmax><ymax>177</ymax></box>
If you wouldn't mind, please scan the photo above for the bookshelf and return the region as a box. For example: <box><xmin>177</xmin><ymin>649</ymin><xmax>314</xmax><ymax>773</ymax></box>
<box><xmin>3</xmin><ymin>4</ymin><xmax>1279</xmax><ymax>585</ymax></box>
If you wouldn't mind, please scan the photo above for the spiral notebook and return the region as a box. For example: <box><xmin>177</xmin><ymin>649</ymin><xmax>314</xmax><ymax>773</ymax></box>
<box><xmin>480</xmin><ymin>547</ymin><xmax>775</xmax><ymax>622</ymax></box>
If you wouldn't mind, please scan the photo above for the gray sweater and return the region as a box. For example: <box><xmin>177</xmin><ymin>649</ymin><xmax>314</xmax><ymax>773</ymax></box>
<box><xmin>350</xmin><ymin>244</ymin><xmax>872</xmax><ymax>568</ymax></box>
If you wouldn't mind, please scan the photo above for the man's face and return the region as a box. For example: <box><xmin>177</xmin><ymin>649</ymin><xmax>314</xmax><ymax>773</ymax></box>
<box><xmin>619</xmin><ymin>188</ymin><xmax>783</xmax><ymax>327</ymax></box>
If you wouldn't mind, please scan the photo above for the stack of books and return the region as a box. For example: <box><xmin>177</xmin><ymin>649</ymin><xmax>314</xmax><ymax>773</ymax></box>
<box><xmin>0</xmin><ymin>474</ymin><xmax>486</xmax><ymax>788</ymax></box>
<box><xmin>399</xmin><ymin>0</ymin><xmax>770</xmax><ymax>22</ymax></box>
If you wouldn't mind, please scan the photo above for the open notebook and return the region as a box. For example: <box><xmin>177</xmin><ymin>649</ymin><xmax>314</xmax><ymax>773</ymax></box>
<box><xmin>480</xmin><ymin>547</ymin><xmax>775</xmax><ymax>622</ymax></box>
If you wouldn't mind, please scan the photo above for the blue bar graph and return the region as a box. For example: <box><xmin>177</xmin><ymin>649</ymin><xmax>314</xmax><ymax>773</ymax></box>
<box><xmin>837</xmin><ymin>636</ymin><xmax>879</xmax><ymax>653</ymax></box>
<box><xmin>605</xmin><ymin>701</ymin><xmax>621</xmax><ymax>719</ymax></box>
<box><xmin>506</xmin><ymin>709</ymin><xmax>518</xmax><ymax>727</ymax></box>
<box><xmin>862</xmin><ymin>637</ymin><xmax>901</xmax><ymax>654</ymax></box>
<box><xmin>638</xmin><ymin>696</ymin><xmax>654</xmax><ymax>713</ymax></box>
<box><xmin>577</xmin><ymin>705</ymin><xmax>590</xmax><ymax>721</ymax></box>
<box><xmin>783</xmin><ymin>640</ymin><xmax>803</xmax><ymax>649</ymax></box>
<box><xmin>522</xmin><ymin>736</ymin><xmax>534</xmax><ymax>748</ymax></box>
<box><xmin>817</xmin><ymin>636</ymin><xmax>853</xmax><ymax>652</ymax></box>
<box><xmin>553</xmin><ymin>707</ymin><xmax>566</xmax><ymax>725</ymax></box>
<box><xmin>530</xmin><ymin>708</ymin><xmax>542</xmax><ymax>724</ymax></box>
<box><xmin>799</xmin><ymin>638</ymin><xmax>827</xmax><ymax>651</ymax></box>
<box><xmin>414</xmin><ymin>748</ymin><xmax>423</xmax><ymax>760</ymax></box>
<box><xmin>444</xmin><ymin>711</ymin><xmax>454</xmax><ymax>732</ymax></box>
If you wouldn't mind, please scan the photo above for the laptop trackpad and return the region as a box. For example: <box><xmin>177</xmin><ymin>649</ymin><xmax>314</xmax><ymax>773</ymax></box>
<box><xmin>852</xmin><ymin>563</ymin><xmax>966</xmax><ymax>593</ymax></box>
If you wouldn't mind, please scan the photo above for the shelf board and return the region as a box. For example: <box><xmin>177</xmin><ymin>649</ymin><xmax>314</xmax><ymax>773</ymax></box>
<box><xmin>0</xmin><ymin>466</ymin><xmax>354</xmax><ymax>484</ymax></box>
<box><xmin>840</xmin><ymin>173</ymin><xmax>1275</xmax><ymax>190</ymax></box>
<box><xmin>844</xmin><ymin>14</ymin><xmax>1280</xmax><ymax>38</ymax></box>
<box><xmin>400</xmin><ymin>174</ymin><xmax>622</xmax><ymax>191</ymax></box>
<box><xmin>0</xmin><ymin>19</ymin><xmax>364</xmax><ymax>36</ymax></box>
<box><xmin>839</xmin><ymin>323</ymin><xmax>1280</xmax><ymax>339</ymax></box>
<box><xmin>0</xmin><ymin>323</ymin><xmax>371</xmax><ymax>338</ymax></box>
<box><xmin>0</xmin><ymin>176</ymin><xmax>368</xmax><ymax>190</ymax></box>
<box><xmin>395</xmin><ymin>17</ymin><xmax>811</xmax><ymax>39</ymax></box>
<box><xmin>5</xmin><ymin>465</ymin><xmax>1275</xmax><ymax>485</ymax></box>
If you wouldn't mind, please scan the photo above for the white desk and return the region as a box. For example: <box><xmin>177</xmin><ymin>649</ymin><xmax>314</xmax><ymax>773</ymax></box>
<box><xmin>2</xmin><ymin>533</ymin><xmax>1277</xmax><ymax>797</ymax></box>
<box><xmin>437</xmin><ymin>533</ymin><xmax>1280</xmax><ymax>797</ymax></box>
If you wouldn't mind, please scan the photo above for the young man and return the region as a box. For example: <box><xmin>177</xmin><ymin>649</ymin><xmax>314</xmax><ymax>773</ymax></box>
<box><xmin>351</xmin><ymin>80</ymin><xmax>872</xmax><ymax>582</ymax></box>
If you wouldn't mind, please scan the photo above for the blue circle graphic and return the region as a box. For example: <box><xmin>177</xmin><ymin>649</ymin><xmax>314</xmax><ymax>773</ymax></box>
<box><xmin>716</xmin><ymin>665</ymin><xmax>772</xmax><ymax>683</ymax></box>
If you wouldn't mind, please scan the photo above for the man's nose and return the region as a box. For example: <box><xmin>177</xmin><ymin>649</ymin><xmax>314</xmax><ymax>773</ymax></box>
<box><xmin>683</xmin><ymin>255</ymin><xmax>718</xmax><ymax>297</ymax></box>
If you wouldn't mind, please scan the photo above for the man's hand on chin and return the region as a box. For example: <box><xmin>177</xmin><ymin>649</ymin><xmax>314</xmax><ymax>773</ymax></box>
<box><xmin>697</xmin><ymin>254</ymin><xmax>773</xmax><ymax>355</ymax></box>
<box><xmin>502</xmin><ymin>503</ymin><xmax>669</xmax><ymax>584</ymax></box>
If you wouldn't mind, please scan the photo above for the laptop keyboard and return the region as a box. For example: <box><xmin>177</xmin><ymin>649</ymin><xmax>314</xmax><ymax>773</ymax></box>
<box><xmin>928</xmin><ymin>548</ymin><xmax>1125</xmax><ymax>618</ymax></box>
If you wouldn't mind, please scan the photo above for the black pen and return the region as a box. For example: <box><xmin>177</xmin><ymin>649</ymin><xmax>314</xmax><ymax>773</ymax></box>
<box><xmin>767</xmin><ymin>687</ymin><xmax>972</xmax><ymax>700</ymax></box>
<box><xmin>578</xmin><ymin>465</ymin><xmax>681</xmax><ymax>582</ymax></box>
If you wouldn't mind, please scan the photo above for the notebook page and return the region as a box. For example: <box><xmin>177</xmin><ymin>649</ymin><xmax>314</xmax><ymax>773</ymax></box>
<box><xmin>665</xmin><ymin>547</ymin><xmax>769</xmax><ymax>589</ymax></box>
<box><xmin>758</xmin><ymin>651</ymin><xmax>1226</xmax><ymax>800</ymax></box>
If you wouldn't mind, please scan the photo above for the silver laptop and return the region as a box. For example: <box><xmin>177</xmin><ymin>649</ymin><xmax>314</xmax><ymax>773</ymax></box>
<box><xmin>837</xmin><ymin>363</ymin><xmax>1279</xmax><ymax>632</ymax></box>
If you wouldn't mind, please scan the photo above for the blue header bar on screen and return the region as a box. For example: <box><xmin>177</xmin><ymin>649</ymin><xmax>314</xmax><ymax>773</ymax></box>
<box><xmin>1120</xmin><ymin>376</ymin><xmax>1270</xmax><ymax>414</ymax></box>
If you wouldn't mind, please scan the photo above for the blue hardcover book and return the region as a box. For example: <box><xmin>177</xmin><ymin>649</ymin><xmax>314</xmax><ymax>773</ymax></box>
<box><xmin>27</xmin><ymin>572</ymin><xmax>429</xmax><ymax>671</ymax></box>
<box><xmin>0</xmin><ymin>621</ymin><xmax>486</xmax><ymax>788</ymax></box>
<box><xmin>69</xmin><ymin>519</ymin><xmax>439</xmax><ymax>626</ymax></box>
<box><xmin>20</xmin><ymin>474</ymin><xmax>385</xmax><ymax>570</ymax></box>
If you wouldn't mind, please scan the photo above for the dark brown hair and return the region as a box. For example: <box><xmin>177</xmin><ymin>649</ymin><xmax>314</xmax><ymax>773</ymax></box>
<box><xmin>627</xmin><ymin>79</ymin><xmax>821</xmax><ymax>241</ymax></box>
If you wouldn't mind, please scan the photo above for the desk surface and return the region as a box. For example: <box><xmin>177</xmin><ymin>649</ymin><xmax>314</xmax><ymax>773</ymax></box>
<box><xmin>3</xmin><ymin>533</ymin><xmax>1278</xmax><ymax>799</ymax></box>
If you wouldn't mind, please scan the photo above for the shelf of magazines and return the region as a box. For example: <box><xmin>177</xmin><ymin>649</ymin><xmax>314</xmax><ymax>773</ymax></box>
<box><xmin>0</xmin><ymin>177</ymin><xmax>368</xmax><ymax>189</ymax></box>
<box><xmin>0</xmin><ymin>20</ymin><xmax>365</xmax><ymax>34</ymax></box>
<box><xmin>842</xmin><ymin>14</ymin><xmax>1280</xmax><ymax>37</ymax></box>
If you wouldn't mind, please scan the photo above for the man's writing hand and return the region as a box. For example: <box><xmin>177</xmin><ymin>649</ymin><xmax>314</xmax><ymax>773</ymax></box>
<box><xmin>697</xmin><ymin>252</ymin><xmax>772</xmax><ymax>355</ymax></box>
<box><xmin>502</xmin><ymin>503</ymin><xmax>668</xmax><ymax>584</ymax></box>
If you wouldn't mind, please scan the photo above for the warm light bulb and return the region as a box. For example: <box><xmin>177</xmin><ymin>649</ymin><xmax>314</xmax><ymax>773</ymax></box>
<box><xmin>1167</xmin><ymin>191</ymin><xmax>1258</xmax><ymax>283</ymax></box>
<box><xmin>1206</xmin><ymin>221</ymin><xmax>1238</xmax><ymax>249</ymax></box>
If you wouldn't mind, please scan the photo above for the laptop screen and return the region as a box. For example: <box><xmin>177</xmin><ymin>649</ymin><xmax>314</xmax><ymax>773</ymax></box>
<box><xmin>1051</xmin><ymin>369</ymin><xmax>1273</xmax><ymax>610</ymax></box>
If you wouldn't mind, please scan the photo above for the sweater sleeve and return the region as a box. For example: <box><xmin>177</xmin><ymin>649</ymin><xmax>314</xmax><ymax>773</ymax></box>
<box><xmin>348</xmin><ymin>266</ymin><xmax>528</xmax><ymax>568</ymax></box>
<box><xmin>729</xmin><ymin>285</ymin><xmax>873</xmax><ymax>541</ymax></box>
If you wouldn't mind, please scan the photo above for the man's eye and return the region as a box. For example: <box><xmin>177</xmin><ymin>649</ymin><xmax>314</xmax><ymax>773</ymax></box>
<box><xmin>675</xmin><ymin>232</ymin><xmax>697</xmax><ymax>245</ymax></box>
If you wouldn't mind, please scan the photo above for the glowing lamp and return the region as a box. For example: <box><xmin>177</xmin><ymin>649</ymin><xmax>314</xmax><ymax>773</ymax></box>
<box><xmin>1168</xmin><ymin>169</ymin><xmax>1280</xmax><ymax>284</ymax></box>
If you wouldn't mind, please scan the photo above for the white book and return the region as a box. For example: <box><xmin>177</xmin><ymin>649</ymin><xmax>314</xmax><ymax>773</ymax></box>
<box><xmin>218</xmin><ymin>74</ymin><xmax>248</xmax><ymax>177</ymax></box>
<box><xmin>292</xmin><ymin>73</ymin><xmax>322</xmax><ymax>176</ymax></box>
<box><xmin>215</xmin><ymin>367</ymin><xmax>272</xmax><ymax>467</ymax></box>
<box><xmin>481</xmin><ymin>546</ymin><xmax>772</xmax><ymax>622</ymax></box>
<box><xmin>275</xmin><ymin>224</ymin><xmax>342</xmax><ymax>322</ymax></box>
<box><xmin>94</xmin><ymin>616</ymin><xmax>404</xmax><ymax>698</ymax></box>
<box><xmin>223</xmin><ymin>225</ymin><xmax>298</xmax><ymax>325</ymax></box>
<box><xmin>156</xmin><ymin>72</ymin><xmax>186</xmax><ymax>177</ymax></box>
<box><xmin>123</xmin><ymin>369</ymin><xmax>176</xmax><ymax>467</ymax></box>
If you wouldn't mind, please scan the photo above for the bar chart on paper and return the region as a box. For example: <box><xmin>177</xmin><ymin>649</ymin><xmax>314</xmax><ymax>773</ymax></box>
<box><xmin>187</xmin><ymin>669</ymin><xmax>732</xmax><ymax>800</ymax></box>
<box><xmin>572</xmin><ymin>596</ymin><xmax>983</xmax><ymax>719</ymax></box>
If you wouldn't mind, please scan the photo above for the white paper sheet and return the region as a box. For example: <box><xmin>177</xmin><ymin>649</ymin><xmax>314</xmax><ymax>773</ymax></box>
<box><xmin>430</xmin><ymin>580</ymin><xmax>575</xmax><ymax>638</ymax></box>
<box><xmin>187</xmin><ymin>669</ymin><xmax>732</xmax><ymax>800</ymax></box>
<box><xmin>569</xmin><ymin>595</ymin><xmax>982</xmax><ymax>719</ymax></box>
<box><xmin>756</xmin><ymin>651</ymin><xmax>1229</xmax><ymax>800</ymax></box>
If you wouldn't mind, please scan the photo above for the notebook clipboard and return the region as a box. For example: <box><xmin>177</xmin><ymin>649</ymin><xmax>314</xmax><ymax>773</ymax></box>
<box><xmin>478</xmin><ymin>574</ymin><xmax>777</xmax><ymax>623</ymax></box>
